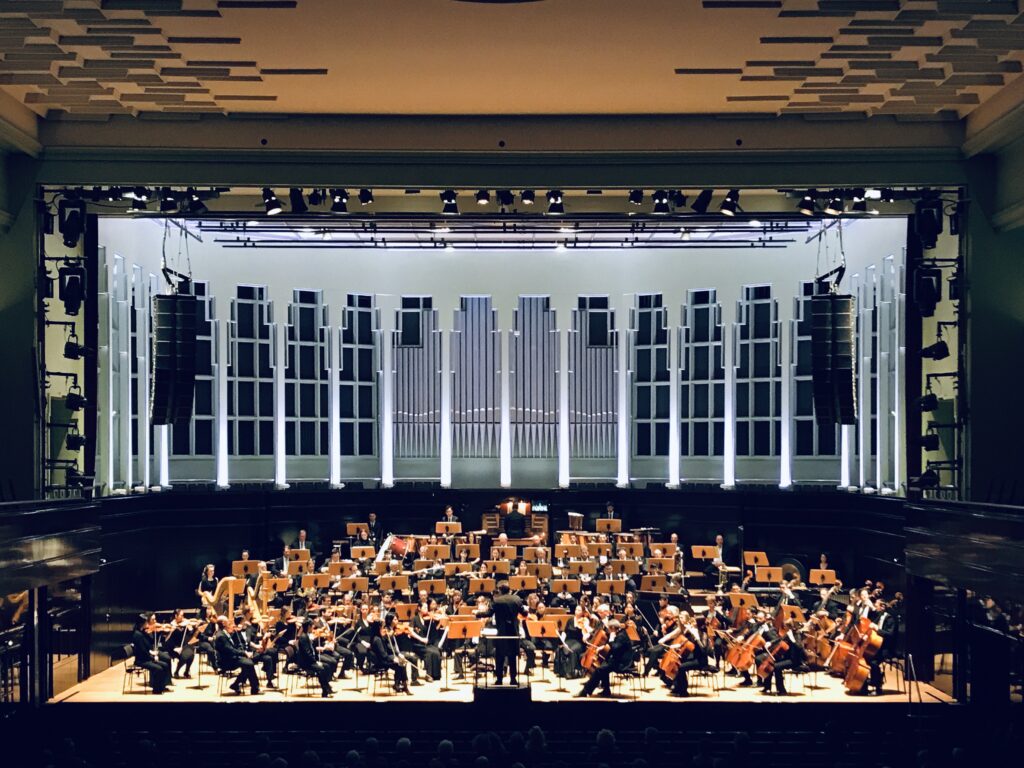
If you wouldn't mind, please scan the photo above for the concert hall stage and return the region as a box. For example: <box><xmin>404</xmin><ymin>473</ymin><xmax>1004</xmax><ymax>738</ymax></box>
<box><xmin>52</xmin><ymin>660</ymin><xmax>950</xmax><ymax>706</ymax></box>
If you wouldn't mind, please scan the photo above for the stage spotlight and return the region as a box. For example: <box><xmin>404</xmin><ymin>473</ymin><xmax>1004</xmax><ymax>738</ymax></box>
<box><xmin>65</xmin><ymin>386</ymin><xmax>86</xmax><ymax>412</ymax></box>
<box><xmin>288</xmin><ymin>188</ymin><xmax>308</xmax><ymax>214</ymax></box>
<box><xmin>670</xmin><ymin>190</ymin><xmax>687</xmax><ymax>209</ymax></box>
<box><xmin>719</xmin><ymin>189</ymin><xmax>740</xmax><ymax>216</ymax></box>
<box><xmin>546</xmin><ymin>190</ymin><xmax>564</xmax><ymax>215</ymax></box>
<box><xmin>915</xmin><ymin>197</ymin><xmax>943</xmax><ymax>250</ymax></box>
<box><xmin>475</xmin><ymin>189</ymin><xmax>491</xmax><ymax>206</ymax></box>
<box><xmin>359</xmin><ymin>188</ymin><xmax>374</xmax><ymax>205</ymax></box>
<box><xmin>496</xmin><ymin>189</ymin><xmax>515</xmax><ymax>207</ymax></box>
<box><xmin>628</xmin><ymin>189</ymin><xmax>644</xmax><ymax>206</ymax></box>
<box><xmin>63</xmin><ymin>333</ymin><xmax>90</xmax><ymax>360</ymax></box>
<box><xmin>520</xmin><ymin>190</ymin><xmax>536</xmax><ymax>206</ymax></box>
<box><xmin>58</xmin><ymin>199</ymin><xmax>86</xmax><ymax>248</ymax></box>
<box><xmin>67</xmin><ymin>430</ymin><xmax>86</xmax><ymax>452</ymax></box>
<box><xmin>132</xmin><ymin>186</ymin><xmax>150</xmax><ymax>202</ymax></box>
<box><xmin>130</xmin><ymin>197</ymin><xmax>148</xmax><ymax>212</ymax></box>
<box><xmin>652</xmin><ymin>190</ymin><xmax>671</xmax><ymax>214</ymax></box>
<box><xmin>797</xmin><ymin>190</ymin><xmax>816</xmax><ymax>216</ymax></box>
<box><xmin>331</xmin><ymin>188</ymin><xmax>350</xmax><ymax>214</ymax></box>
<box><xmin>263</xmin><ymin>187</ymin><xmax>282</xmax><ymax>216</ymax></box>
<box><xmin>690</xmin><ymin>189</ymin><xmax>713</xmax><ymax>214</ymax></box>
<box><xmin>879</xmin><ymin>188</ymin><xmax>897</xmax><ymax>204</ymax></box>
<box><xmin>440</xmin><ymin>189</ymin><xmax>459</xmax><ymax>215</ymax></box>
<box><xmin>159</xmin><ymin>188</ymin><xmax>178</xmax><ymax>212</ymax></box>
<box><xmin>909</xmin><ymin>468</ymin><xmax>940</xmax><ymax>490</ymax></box>
<box><xmin>185</xmin><ymin>188</ymin><xmax>208</xmax><ymax>216</ymax></box>
<box><xmin>919</xmin><ymin>433</ymin><xmax>940</xmax><ymax>451</ymax></box>
<box><xmin>921</xmin><ymin>340</ymin><xmax>950</xmax><ymax>360</ymax></box>
<box><xmin>916</xmin><ymin>392</ymin><xmax>939</xmax><ymax>412</ymax></box>
<box><xmin>825</xmin><ymin>191</ymin><xmax>844</xmax><ymax>216</ymax></box>
<box><xmin>58</xmin><ymin>264</ymin><xmax>86</xmax><ymax>316</ymax></box>
<box><xmin>308</xmin><ymin>189</ymin><xmax>324</xmax><ymax>207</ymax></box>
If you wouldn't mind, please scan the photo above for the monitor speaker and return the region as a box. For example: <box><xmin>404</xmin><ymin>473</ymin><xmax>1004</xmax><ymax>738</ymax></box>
<box><xmin>811</xmin><ymin>293</ymin><xmax>857</xmax><ymax>426</ymax></box>
<box><xmin>151</xmin><ymin>293</ymin><xmax>198</xmax><ymax>426</ymax></box>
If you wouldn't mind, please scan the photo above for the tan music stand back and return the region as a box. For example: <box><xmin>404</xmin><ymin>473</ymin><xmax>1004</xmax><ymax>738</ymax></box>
<box><xmin>351</xmin><ymin>545</ymin><xmax>376</xmax><ymax>559</ymax></box>
<box><xmin>435</xmin><ymin>522</ymin><xmax>462</xmax><ymax>535</ymax></box>
<box><xmin>455</xmin><ymin>543</ymin><xmax>481</xmax><ymax>559</ymax></box>
<box><xmin>521</xmin><ymin>547</ymin><xmax>551</xmax><ymax>562</ymax></box>
<box><xmin>446</xmin><ymin>619</ymin><xmax>485</xmax><ymax>640</ymax></box>
<box><xmin>744</xmin><ymin>551</ymin><xmax>770</xmax><ymax>567</ymax></box>
<box><xmin>288</xmin><ymin>549</ymin><xmax>312</xmax><ymax>562</ymax></box>
<box><xmin>301</xmin><ymin>574</ymin><xmax>330</xmax><ymax>590</ymax></box>
<box><xmin>378</xmin><ymin>575</ymin><xmax>410</xmax><ymax>592</ymax></box>
<box><xmin>393</xmin><ymin>603</ymin><xmax>417</xmax><ymax>621</ymax></box>
<box><xmin>611</xmin><ymin>559</ymin><xmax>641</xmax><ymax>575</ymax></box>
<box><xmin>640</xmin><ymin>575</ymin><xmax>668</xmax><ymax>592</ymax></box>
<box><xmin>327</xmin><ymin>561</ymin><xmax>357</xmax><ymax>577</ymax></box>
<box><xmin>596</xmin><ymin>518</ymin><xmax>622</xmax><ymax>533</ymax></box>
<box><xmin>468</xmin><ymin>578</ymin><xmax>496</xmax><ymax>594</ymax></box>
<box><xmin>648</xmin><ymin>557</ymin><xmax>677</xmax><ymax>573</ymax></box>
<box><xmin>691</xmin><ymin>544</ymin><xmax>716</xmax><ymax>560</ymax></box>
<box><xmin>490</xmin><ymin>546</ymin><xmax>517</xmax><ymax>560</ymax></box>
<box><xmin>288</xmin><ymin>560</ymin><xmax>310</xmax><ymax>576</ymax></box>
<box><xmin>424</xmin><ymin>544</ymin><xmax>451</xmax><ymax>560</ymax></box>
<box><xmin>483</xmin><ymin>560</ymin><xmax>511</xmax><ymax>575</ymax></box>
<box><xmin>525</xmin><ymin>563</ymin><xmax>552</xmax><ymax>578</ymax></box>
<box><xmin>726</xmin><ymin>592</ymin><xmax>760</xmax><ymax>610</ymax></box>
<box><xmin>618</xmin><ymin>542</ymin><xmax>644</xmax><ymax>557</ymax></box>
<box><xmin>444</xmin><ymin>562</ymin><xmax>473</xmax><ymax>576</ymax></box>
<box><xmin>338</xmin><ymin>577</ymin><xmax>369</xmax><ymax>592</ymax></box>
<box><xmin>779</xmin><ymin>605</ymin><xmax>806</xmax><ymax>624</ymax></box>
<box><xmin>591</xmin><ymin>543</ymin><xmax>612</xmax><ymax>558</ymax></box>
<box><xmin>567</xmin><ymin>560</ymin><xmax>597</xmax><ymax>575</ymax></box>
<box><xmin>550</xmin><ymin>578</ymin><xmax>581</xmax><ymax>593</ymax></box>
<box><xmin>232</xmin><ymin>560</ymin><xmax>259</xmax><ymax>578</ymax></box>
<box><xmin>509</xmin><ymin>575</ymin><xmax>538</xmax><ymax>591</ymax></box>
<box><xmin>419</xmin><ymin>578</ymin><xmax>447</xmax><ymax>596</ymax></box>
<box><xmin>263</xmin><ymin>577</ymin><xmax>290</xmax><ymax>593</ymax></box>
<box><xmin>651</xmin><ymin>543</ymin><xmax>678</xmax><ymax>556</ymax></box>
<box><xmin>526</xmin><ymin>619</ymin><xmax>561</xmax><ymax>640</ymax></box>
<box><xmin>346</xmin><ymin>523</ymin><xmax>369</xmax><ymax>537</ymax></box>
<box><xmin>597</xmin><ymin>580</ymin><xmax>626</xmax><ymax>595</ymax></box>
<box><xmin>554</xmin><ymin>544</ymin><xmax>582</xmax><ymax>560</ymax></box>
<box><xmin>809</xmin><ymin>568</ymin><xmax>837</xmax><ymax>585</ymax></box>
<box><xmin>755</xmin><ymin>566</ymin><xmax>784</xmax><ymax>583</ymax></box>
<box><xmin>413</xmin><ymin>559</ymin><xmax>434</xmax><ymax>572</ymax></box>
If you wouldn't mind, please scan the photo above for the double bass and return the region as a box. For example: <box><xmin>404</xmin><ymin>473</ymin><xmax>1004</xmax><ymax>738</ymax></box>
<box><xmin>843</xmin><ymin>616</ymin><xmax>883</xmax><ymax>692</ymax></box>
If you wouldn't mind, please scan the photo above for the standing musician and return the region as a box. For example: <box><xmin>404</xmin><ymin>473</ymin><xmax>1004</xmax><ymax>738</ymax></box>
<box><xmin>164</xmin><ymin>608</ymin><xmax>197</xmax><ymax>679</ymax></box>
<box><xmin>488</xmin><ymin>580</ymin><xmax>528</xmax><ymax>686</ymax></box>
<box><xmin>132</xmin><ymin>613</ymin><xmax>171</xmax><ymax>694</ymax></box>
<box><xmin>366</xmin><ymin>512</ymin><xmax>384</xmax><ymax>548</ymax></box>
<box><xmin>214</xmin><ymin>615</ymin><xmax>261</xmax><ymax>696</ymax></box>
<box><xmin>440</xmin><ymin>505</ymin><xmax>459</xmax><ymax>524</ymax></box>
<box><xmin>575</xmin><ymin>618</ymin><xmax>635</xmax><ymax>698</ymax></box>
<box><xmin>669</xmin><ymin>612</ymin><xmax>709</xmax><ymax>697</ymax></box>
<box><xmin>294</xmin><ymin>617</ymin><xmax>334</xmax><ymax>697</ymax></box>
<box><xmin>197</xmin><ymin>563</ymin><xmax>218</xmax><ymax>613</ymax></box>
<box><xmin>865</xmin><ymin>595</ymin><xmax>899</xmax><ymax>695</ymax></box>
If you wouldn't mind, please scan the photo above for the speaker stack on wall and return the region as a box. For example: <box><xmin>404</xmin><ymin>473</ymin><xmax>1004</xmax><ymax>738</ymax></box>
<box><xmin>811</xmin><ymin>293</ymin><xmax>857</xmax><ymax>426</ymax></box>
<box><xmin>151</xmin><ymin>293</ymin><xmax>198</xmax><ymax>426</ymax></box>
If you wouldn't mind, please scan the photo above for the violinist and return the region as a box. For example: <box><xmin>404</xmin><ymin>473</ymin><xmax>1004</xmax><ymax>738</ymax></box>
<box><xmin>294</xmin><ymin>617</ymin><xmax>334</xmax><ymax>697</ymax></box>
<box><xmin>574</xmin><ymin>619</ymin><xmax>634</xmax><ymax>698</ymax></box>
<box><xmin>372</xmin><ymin>612</ymin><xmax>418</xmax><ymax>693</ymax></box>
<box><xmin>408</xmin><ymin>602</ymin><xmax>443</xmax><ymax>681</ymax></box>
<box><xmin>165</xmin><ymin>608</ymin><xmax>196</xmax><ymax>679</ymax></box>
<box><xmin>132</xmin><ymin>613</ymin><xmax>171</xmax><ymax>693</ymax></box>
<box><xmin>669</xmin><ymin>612</ymin><xmax>709</xmax><ymax>697</ymax></box>
<box><xmin>215</xmin><ymin>615</ymin><xmax>261</xmax><ymax>695</ymax></box>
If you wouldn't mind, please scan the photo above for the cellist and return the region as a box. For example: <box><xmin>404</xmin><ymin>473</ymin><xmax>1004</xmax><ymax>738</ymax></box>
<box><xmin>643</xmin><ymin>605</ymin><xmax>680</xmax><ymax>677</ymax></box>
<box><xmin>864</xmin><ymin>595</ymin><xmax>899</xmax><ymax>695</ymax></box>
<box><xmin>669</xmin><ymin>613</ymin><xmax>708</xmax><ymax>697</ymax></box>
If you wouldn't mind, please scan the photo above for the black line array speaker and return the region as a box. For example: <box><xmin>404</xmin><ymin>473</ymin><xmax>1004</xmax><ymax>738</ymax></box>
<box><xmin>811</xmin><ymin>293</ymin><xmax>857</xmax><ymax>426</ymax></box>
<box><xmin>151</xmin><ymin>293</ymin><xmax>198</xmax><ymax>426</ymax></box>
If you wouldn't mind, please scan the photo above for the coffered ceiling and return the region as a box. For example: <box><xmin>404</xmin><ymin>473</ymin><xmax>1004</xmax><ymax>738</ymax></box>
<box><xmin>1</xmin><ymin>0</ymin><xmax>1023</xmax><ymax>121</ymax></box>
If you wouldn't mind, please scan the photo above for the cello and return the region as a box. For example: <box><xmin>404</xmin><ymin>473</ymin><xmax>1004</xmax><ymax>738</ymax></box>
<box><xmin>843</xmin><ymin>616</ymin><xmax>883</xmax><ymax>693</ymax></box>
<box><xmin>756</xmin><ymin>636</ymin><xmax>790</xmax><ymax>681</ymax></box>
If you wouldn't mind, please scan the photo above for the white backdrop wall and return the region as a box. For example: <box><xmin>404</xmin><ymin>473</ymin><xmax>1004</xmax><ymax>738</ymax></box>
<box><xmin>97</xmin><ymin>216</ymin><xmax>909</xmax><ymax>492</ymax></box>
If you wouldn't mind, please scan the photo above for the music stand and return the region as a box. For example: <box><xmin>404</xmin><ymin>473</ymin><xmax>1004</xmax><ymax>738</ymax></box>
<box><xmin>651</xmin><ymin>543</ymin><xmax>678</xmax><ymax>556</ymax></box>
<box><xmin>527</xmin><ymin>619</ymin><xmax>567</xmax><ymax>691</ymax></box>
<box><xmin>231</xmin><ymin>560</ymin><xmax>258</xmax><ymax>578</ymax></box>
<box><xmin>327</xmin><ymin>561</ymin><xmax>357</xmax><ymax>577</ymax></box>
<box><xmin>455</xmin><ymin>543</ymin><xmax>481</xmax><ymax>560</ymax></box>
<box><xmin>288</xmin><ymin>549</ymin><xmax>312</xmax><ymax>562</ymax></box>
<box><xmin>567</xmin><ymin>560</ymin><xmax>597</xmax><ymax>576</ymax></box>
<box><xmin>779</xmin><ymin>605</ymin><xmax>806</xmax><ymax>624</ymax></box>
<box><xmin>378</xmin><ymin>575</ymin><xmax>410</xmax><ymax>593</ymax></box>
<box><xmin>419</xmin><ymin>578</ymin><xmax>447</xmax><ymax>596</ymax></box>
<box><xmin>424</xmin><ymin>544</ymin><xmax>451</xmax><ymax>560</ymax></box>
<box><xmin>509</xmin><ymin>575</ymin><xmax>538</xmax><ymax>592</ymax></box>
<box><xmin>691</xmin><ymin>544</ymin><xmax>716</xmax><ymax>560</ymax></box>
<box><xmin>469</xmin><ymin>578</ymin><xmax>496</xmax><ymax>595</ymax></box>
<box><xmin>393</xmin><ymin>603</ymin><xmax>417</xmax><ymax>621</ymax></box>
<box><xmin>744</xmin><ymin>551</ymin><xmax>770</xmax><ymax>567</ymax></box>
<box><xmin>648</xmin><ymin>557</ymin><xmax>676</xmax><ymax>573</ymax></box>
<box><xmin>351</xmin><ymin>545</ymin><xmax>376</xmax><ymax>559</ymax></box>
<box><xmin>619</xmin><ymin>542</ymin><xmax>644</xmax><ymax>558</ymax></box>
<box><xmin>442</xmin><ymin>619</ymin><xmax>485</xmax><ymax>688</ymax></box>
<box><xmin>483</xmin><ymin>560</ymin><xmax>511</xmax><ymax>575</ymax></box>
<box><xmin>550</xmin><ymin>578</ymin><xmax>581</xmax><ymax>594</ymax></box>
<box><xmin>809</xmin><ymin>569</ymin><xmax>837</xmax><ymax>585</ymax></box>
<box><xmin>596</xmin><ymin>519</ymin><xmax>622</xmax><ymax>533</ymax></box>
<box><xmin>436</xmin><ymin>522</ymin><xmax>462</xmax><ymax>536</ymax></box>
<box><xmin>338</xmin><ymin>577</ymin><xmax>369</xmax><ymax>593</ymax></box>
<box><xmin>444</xmin><ymin>562</ymin><xmax>472</xmax><ymax>576</ymax></box>
<box><xmin>490</xmin><ymin>546</ymin><xmax>517</xmax><ymax>560</ymax></box>
<box><xmin>640</xmin><ymin>575</ymin><xmax>668</xmax><ymax>592</ymax></box>
<box><xmin>591</xmin><ymin>543</ymin><xmax>612</xmax><ymax>558</ymax></box>
<box><xmin>726</xmin><ymin>592</ymin><xmax>760</xmax><ymax>611</ymax></box>
<box><xmin>554</xmin><ymin>544</ymin><xmax>582</xmax><ymax>560</ymax></box>
<box><xmin>755</xmin><ymin>566</ymin><xmax>784</xmax><ymax>584</ymax></box>
<box><xmin>300</xmin><ymin>574</ymin><xmax>330</xmax><ymax>590</ymax></box>
<box><xmin>611</xmin><ymin>559</ymin><xmax>640</xmax><ymax>576</ymax></box>
<box><xmin>288</xmin><ymin>560</ymin><xmax>310</xmax><ymax>577</ymax></box>
<box><xmin>525</xmin><ymin>563</ymin><xmax>553</xmax><ymax>579</ymax></box>
<box><xmin>346</xmin><ymin>522</ymin><xmax>369</xmax><ymax>537</ymax></box>
<box><xmin>597</xmin><ymin>580</ymin><xmax>626</xmax><ymax>596</ymax></box>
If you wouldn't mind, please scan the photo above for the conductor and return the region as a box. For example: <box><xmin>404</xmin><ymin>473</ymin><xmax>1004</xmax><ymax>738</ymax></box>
<box><xmin>504</xmin><ymin>505</ymin><xmax>527</xmax><ymax>539</ymax></box>
<box><xmin>489</xmin><ymin>580</ymin><xmax>528</xmax><ymax>686</ymax></box>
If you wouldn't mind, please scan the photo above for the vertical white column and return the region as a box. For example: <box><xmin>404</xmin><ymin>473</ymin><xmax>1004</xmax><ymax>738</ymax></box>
<box><xmin>215</xmin><ymin>316</ymin><xmax>230</xmax><ymax>488</ymax></box>
<box><xmin>722</xmin><ymin>314</ymin><xmax>737</xmax><ymax>489</ymax></box>
<box><xmin>840</xmin><ymin>425</ymin><xmax>853</xmax><ymax>488</ymax></box>
<box><xmin>778</xmin><ymin>298</ymin><xmax>793</xmax><ymax>489</ymax></box>
<box><xmin>378</xmin><ymin>296</ymin><xmax>398</xmax><ymax>488</ymax></box>
<box><xmin>857</xmin><ymin>280</ymin><xmax>870</xmax><ymax>489</ymax></box>
<box><xmin>97</xmin><ymin>249</ymin><xmax>113</xmax><ymax>492</ymax></box>
<box><xmin>499</xmin><ymin>304</ymin><xmax>512</xmax><ymax>488</ymax></box>
<box><xmin>134</xmin><ymin>271</ymin><xmax>151</xmax><ymax>489</ymax></box>
<box><xmin>328</xmin><ymin>325</ymin><xmax>342</xmax><ymax>487</ymax></box>
<box><xmin>614</xmin><ymin>296</ymin><xmax>630</xmax><ymax>487</ymax></box>
<box><xmin>557</xmin><ymin>321</ymin><xmax>570</xmax><ymax>488</ymax></box>
<box><xmin>439</xmin><ymin>308</ymin><xmax>453</xmax><ymax>488</ymax></box>
<box><xmin>117</xmin><ymin>284</ymin><xmax>132</xmax><ymax>489</ymax></box>
<box><xmin>667</xmin><ymin>307</ymin><xmax>681</xmax><ymax>488</ymax></box>
<box><xmin>895</xmin><ymin>260</ymin><xmax>906</xmax><ymax>492</ymax></box>
<box><xmin>273</xmin><ymin>314</ymin><xmax>287</xmax><ymax>488</ymax></box>
<box><xmin>877</xmin><ymin>298</ymin><xmax>892</xmax><ymax>491</ymax></box>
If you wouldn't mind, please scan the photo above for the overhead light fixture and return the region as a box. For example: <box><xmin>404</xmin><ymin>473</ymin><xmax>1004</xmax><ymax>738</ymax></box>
<box><xmin>919</xmin><ymin>433</ymin><xmax>940</xmax><ymax>452</ymax></box>
<box><xmin>289</xmin><ymin>188</ymin><xmax>308</xmax><ymax>214</ymax></box>
<box><xmin>546</xmin><ymin>190</ymin><xmax>564</xmax><ymax>215</ymax></box>
<box><xmin>670</xmin><ymin>190</ymin><xmax>687</xmax><ymax>209</ymax></box>
<box><xmin>915</xmin><ymin>196</ymin><xmax>943</xmax><ymax>250</ymax></box>
<box><xmin>520</xmin><ymin>190</ymin><xmax>536</xmax><ymax>206</ymax></box>
<box><xmin>130</xmin><ymin>197</ymin><xmax>148</xmax><ymax>212</ymax></box>
<box><xmin>67</xmin><ymin>430</ymin><xmax>86</xmax><ymax>452</ymax></box>
<box><xmin>308</xmin><ymin>189</ymin><xmax>324</xmax><ymax>207</ymax></box>
<box><xmin>628</xmin><ymin>189</ymin><xmax>644</xmax><ymax>206</ymax></box>
<box><xmin>652</xmin><ymin>190</ymin><xmax>671</xmax><ymax>214</ymax></box>
<box><xmin>58</xmin><ymin>264</ymin><xmax>86</xmax><ymax>316</ymax></box>
<box><xmin>797</xmin><ymin>190</ymin><xmax>817</xmax><ymax>216</ymax></box>
<box><xmin>65</xmin><ymin>386</ymin><xmax>86</xmax><ymax>412</ymax></box>
<box><xmin>849</xmin><ymin>188</ymin><xmax>878</xmax><ymax>215</ymax></box>
<box><xmin>330</xmin><ymin>188</ymin><xmax>349</xmax><ymax>214</ymax></box>
<box><xmin>691</xmin><ymin>189</ymin><xmax>713</xmax><ymax>215</ymax></box>
<box><xmin>879</xmin><ymin>188</ymin><xmax>897</xmax><ymax>204</ymax></box>
<box><xmin>475</xmin><ymin>189</ymin><xmax>491</xmax><ymax>206</ymax></box>
<box><xmin>359</xmin><ymin>188</ymin><xmax>374</xmax><ymax>206</ymax></box>
<box><xmin>159</xmin><ymin>188</ymin><xmax>178</xmax><ymax>213</ymax></box>
<box><xmin>262</xmin><ymin>187</ymin><xmax>282</xmax><ymax>216</ymax></box>
<box><xmin>58</xmin><ymin>199</ymin><xmax>86</xmax><ymax>248</ymax></box>
<box><xmin>63</xmin><ymin>333</ymin><xmax>90</xmax><ymax>360</ymax></box>
<box><xmin>440</xmin><ymin>189</ymin><xmax>459</xmax><ymax>215</ymax></box>
<box><xmin>921</xmin><ymin>340</ymin><xmax>949</xmax><ymax>360</ymax></box>
<box><xmin>496</xmin><ymin>189</ymin><xmax>515</xmax><ymax>208</ymax></box>
<box><xmin>185</xmin><ymin>188</ymin><xmax>208</xmax><ymax>216</ymax></box>
<box><xmin>916</xmin><ymin>392</ymin><xmax>939</xmax><ymax>412</ymax></box>
<box><xmin>719</xmin><ymin>189</ymin><xmax>740</xmax><ymax>216</ymax></box>
<box><xmin>825</xmin><ymin>191</ymin><xmax>844</xmax><ymax>216</ymax></box>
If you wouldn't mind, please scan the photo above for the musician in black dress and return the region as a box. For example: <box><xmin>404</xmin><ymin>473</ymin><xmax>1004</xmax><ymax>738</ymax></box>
<box><xmin>294</xmin><ymin>618</ymin><xmax>334</xmax><ymax>697</ymax></box>
<box><xmin>164</xmin><ymin>608</ymin><xmax>196</xmax><ymax>679</ymax></box>
<box><xmin>575</xmin><ymin>619</ymin><xmax>635</xmax><ymax>697</ymax></box>
<box><xmin>368</xmin><ymin>613</ymin><xmax>417</xmax><ymax>693</ymax></box>
<box><xmin>214</xmin><ymin>616</ymin><xmax>260</xmax><ymax>695</ymax></box>
<box><xmin>197</xmin><ymin>563</ymin><xmax>218</xmax><ymax>614</ymax></box>
<box><xmin>131</xmin><ymin>614</ymin><xmax>170</xmax><ymax>693</ymax></box>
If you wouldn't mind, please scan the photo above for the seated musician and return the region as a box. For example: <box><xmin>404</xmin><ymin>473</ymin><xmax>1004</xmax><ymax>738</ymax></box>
<box><xmin>273</xmin><ymin>605</ymin><xmax>299</xmax><ymax>659</ymax></box>
<box><xmin>704</xmin><ymin>595</ymin><xmax>729</xmax><ymax>669</ymax></box>
<box><xmin>238</xmin><ymin>606</ymin><xmax>279</xmax><ymax>689</ymax></box>
<box><xmin>669</xmin><ymin>612</ymin><xmax>710</xmax><ymax>697</ymax></box>
<box><xmin>736</xmin><ymin>609</ymin><xmax>772</xmax><ymax>687</ymax></box>
<box><xmin>197</xmin><ymin>563</ymin><xmax>218</xmax><ymax>615</ymax></box>
<box><xmin>272</xmin><ymin>545</ymin><xmax>291</xmax><ymax>577</ymax></box>
<box><xmin>758</xmin><ymin>618</ymin><xmax>805</xmax><ymax>695</ymax></box>
<box><xmin>550</xmin><ymin>584</ymin><xmax>577</xmax><ymax>613</ymax></box>
<box><xmin>214</xmin><ymin>615</ymin><xmax>261</xmax><ymax>695</ymax></box>
<box><xmin>369</xmin><ymin>612</ymin><xmax>418</xmax><ymax>693</ymax></box>
<box><xmin>644</xmin><ymin>605</ymin><xmax>681</xmax><ymax>677</ymax></box>
<box><xmin>131</xmin><ymin>613</ymin><xmax>171</xmax><ymax>694</ymax></box>
<box><xmin>574</xmin><ymin>618</ymin><xmax>635</xmax><ymax>698</ymax></box>
<box><xmin>865</xmin><ymin>595</ymin><xmax>899</xmax><ymax>695</ymax></box>
<box><xmin>293</xmin><ymin>528</ymin><xmax>314</xmax><ymax>557</ymax></box>
<box><xmin>554</xmin><ymin>606</ymin><xmax>586</xmax><ymax>679</ymax></box>
<box><xmin>320</xmin><ymin>548</ymin><xmax>342</xmax><ymax>574</ymax></box>
<box><xmin>409</xmin><ymin>601</ymin><xmax>443</xmax><ymax>681</ymax></box>
<box><xmin>164</xmin><ymin>608</ymin><xmax>196</xmax><ymax>679</ymax></box>
<box><xmin>239</xmin><ymin>549</ymin><xmax>260</xmax><ymax>593</ymax></box>
<box><xmin>293</xmin><ymin>617</ymin><xmax>334</xmax><ymax>697</ymax></box>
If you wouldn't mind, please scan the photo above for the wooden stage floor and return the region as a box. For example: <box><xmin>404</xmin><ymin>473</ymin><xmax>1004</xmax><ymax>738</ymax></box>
<box><xmin>52</xmin><ymin>660</ymin><xmax>952</xmax><ymax>705</ymax></box>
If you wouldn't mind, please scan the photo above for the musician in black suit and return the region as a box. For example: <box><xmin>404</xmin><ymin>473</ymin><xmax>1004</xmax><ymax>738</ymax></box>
<box><xmin>758</xmin><ymin>619</ymin><xmax>804</xmax><ymax>695</ymax></box>
<box><xmin>294</xmin><ymin>618</ymin><xmax>334</xmax><ymax>697</ymax></box>
<box><xmin>504</xmin><ymin>507</ymin><xmax>527</xmax><ymax>539</ymax></box>
<box><xmin>440</xmin><ymin>505</ymin><xmax>459</xmax><ymax>524</ymax></box>
<box><xmin>575</xmin><ymin>619</ymin><xmax>635</xmax><ymax>697</ymax></box>
<box><xmin>369</xmin><ymin>613</ymin><xmax>418</xmax><ymax>693</ymax></box>
<box><xmin>367</xmin><ymin>512</ymin><xmax>384</xmax><ymax>547</ymax></box>
<box><xmin>604</xmin><ymin>501</ymin><xmax>616</xmax><ymax>520</ymax></box>
<box><xmin>867</xmin><ymin>598</ymin><xmax>899</xmax><ymax>695</ymax></box>
<box><xmin>669</xmin><ymin>616</ymin><xmax>709</xmax><ymax>697</ymax></box>
<box><xmin>292</xmin><ymin>529</ymin><xmax>315</xmax><ymax>557</ymax></box>
<box><xmin>131</xmin><ymin>614</ymin><xmax>170</xmax><ymax>693</ymax></box>
<box><xmin>272</xmin><ymin>545</ymin><xmax>291</xmax><ymax>577</ymax></box>
<box><xmin>214</xmin><ymin>616</ymin><xmax>260</xmax><ymax>695</ymax></box>
<box><xmin>488</xmin><ymin>580</ymin><xmax>528</xmax><ymax>685</ymax></box>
